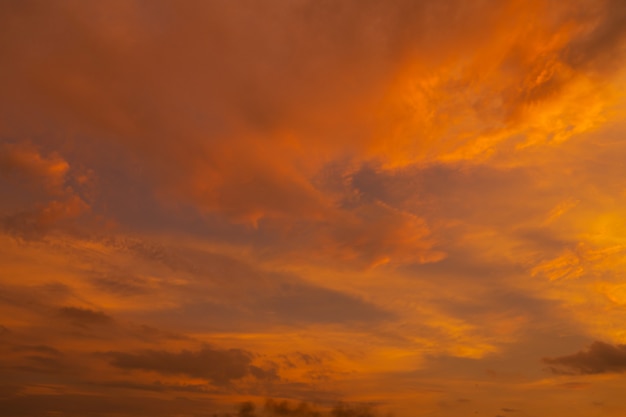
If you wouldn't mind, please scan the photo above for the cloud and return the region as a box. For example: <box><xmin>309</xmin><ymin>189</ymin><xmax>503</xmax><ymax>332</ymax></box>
<box><xmin>2</xmin><ymin>343</ymin><xmax>67</xmax><ymax>376</ymax></box>
<box><xmin>556</xmin><ymin>382</ymin><xmax>591</xmax><ymax>390</ymax></box>
<box><xmin>0</xmin><ymin>282</ymin><xmax>73</xmax><ymax>316</ymax></box>
<box><xmin>89</xmin><ymin>379</ymin><xmax>215</xmax><ymax>394</ymax></box>
<box><xmin>3</xmin><ymin>0</ymin><xmax>620</xmax><ymax>223</ymax></box>
<box><xmin>0</xmin><ymin>142</ymin><xmax>91</xmax><ymax>239</ymax></box>
<box><xmin>0</xmin><ymin>393</ymin><xmax>218</xmax><ymax>417</ymax></box>
<box><xmin>58</xmin><ymin>306</ymin><xmax>114</xmax><ymax>327</ymax></box>
<box><xmin>2</xmin><ymin>0</ymin><xmax>624</xmax><ymax>265</ymax></box>
<box><xmin>325</xmin><ymin>202</ymin><xmax>444</xmax><ymax>267</ymax></box>
<box><xmin>348</xmin><ymin>160</ymin><xmax>580</xmax><ymax>232</ymax></box>
<box><xmin>0</xmin><ymin>385</ymin><xmax>21</xmax><ymax>400</ymax></box>
<box><xmin>101</xmin><ymin>236</ymin><xmax>395</xmax><ymax>328</ymax></box>
<box><xmin>3</xmin><ymin>195</ymin><xmax>90</xmax><ymax>239</ymax></box>
<box><xmin>562</xmin><ymin>0</ymin><xmax>626</xmax><ymax>72</ymax></box>
<box><xmin>0</xmin><ymin>142</ymin><xmax>69</xmax><ymax>192</ymax></box>
<box><xmin>103</xmin><ymin>346</ymin><xmax>277</xmax><ymax>385</ymax></box>
<box><xmin>135</xmin><ymin>280</ymin><xmax>394</xmax><ymax>332</ymax></box>
<box><xmin>12</xmin><ymin>345</ymin><xmax>62</xmax><ymax>357</ymax></box>
<box><xmin>89</xmin><ymin>273</ymin><xmax>151</xmax><ymax>296</ymax></box>
<box><xmin>543</xmin><ymin>341</ymin><xmax>626</xmax><ymax>374</ymax></box>
<box><xmin>3</xmin><ymin>1</ymin><xmax>626</xmax><ymax>416</ymax></box>
<box><xmin>262</xmin><ymin>282</ymin><xmax>395</xmax><ymax>324</ymax></box>
<box><xmin>16</xmin><ymin>354</ymin><xmax>66</xmax><ymax>375</ymax></box>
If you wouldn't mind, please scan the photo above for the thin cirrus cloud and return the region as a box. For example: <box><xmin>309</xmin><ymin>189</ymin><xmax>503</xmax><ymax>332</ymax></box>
<box><xmin>2</xmin><ymin>0</ymin><xmax>626</xmax><ymax>416</ymax></box>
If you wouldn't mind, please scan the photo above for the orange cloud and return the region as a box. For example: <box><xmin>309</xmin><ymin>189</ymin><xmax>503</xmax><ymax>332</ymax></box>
<box><xmin>3</xmin><ymin>1</ymin><xmax>626</xmax><ymax>416</ymax></box>
<box><xmin>0</xmin><ymin>142</ymin><xmax>91</xmax><ymax>238</ymax></box>
<box><xmin>0</xmin><ymin>142</ymin><xmax>69</xmax><ymax>192</ymax></box>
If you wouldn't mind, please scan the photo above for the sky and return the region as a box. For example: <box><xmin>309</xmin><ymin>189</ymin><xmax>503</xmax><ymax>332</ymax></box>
<box><xmin>2</xmin><ymin>0</ymin><xmax>626</xmax><ymax>416</ymax></box>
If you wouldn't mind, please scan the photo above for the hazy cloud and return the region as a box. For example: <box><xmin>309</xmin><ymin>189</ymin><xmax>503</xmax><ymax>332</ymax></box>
<box><xmin>58</xmin><ymin>306</ymin><xmax>114</xmax><ymax>327</ymax></box>
<box><xmin>3</xmin><ymin>195</ymin><xmax>90</xmax><ymax>239</ymax></box>
<box><xmin>0</xmin><ymin>142</ymin><xmax>68</xmax><ymax>192</ymax></box>
<box><xmin>90</xmin><ymin>379</ymin><xmax>215</xmax><ymax>394</ymax></box>
<box><xmin>263</xmin><ymin>282</ymin><xmax>395</xmax><ymax>324</ymax></box>
<box><xmin>100</xmin><ymin>236</ymin><xmax>395</xmax><ymax>328</ymax></box>
<box><xmin>0</xmin><ymin>393</ymin><xmax>217</xmax><ymax>417</ymax></box>
<box><xmin>544</xmin><ymin>341</ymin><xmax>626</xmax><ymax>374</ymax></box>
<box><xmin>104</xmin><ymin>346</ymin><xmax>276</xmax><ymax>385</ymax></box>
<box><xmin>12</xmin><ymin>345</ymin><xmax>62</xmax><ymax>357</ymax></box>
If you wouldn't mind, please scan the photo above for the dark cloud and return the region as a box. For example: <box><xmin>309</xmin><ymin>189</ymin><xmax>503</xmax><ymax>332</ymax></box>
<box><xmin>103</xmin><ymin>346</ymin><xmax>277</xmax><ymax>385</ymax></box>
<box><xmin>132</xmin><ymin>324</ymin><xmax>190</xmax><ymax>342</ymax></box>
<box><xmin>563</xmin><ymin>0</ymin><xmax>626</xmax><ymax>72</ymax></box>
<box><xmin>89</xmin><ymin>272</ymin><xmax>152</xmax><ymax>296</ymax></box>
<box><xmin>90</xmin><ymin>379</ymin><xmax>216</xmax><ymax>394</ymax></box>
<box><xmin>544</xmin><ymin>341</ymin><xmax>626</xmax><ymax>374</ymax></box>
<box><xmin>12</xmin><ymin>344</ymin><xmax>62</xmax><ymax>357</ymax></box>
<box><xmin>140</xmin><ymin>282</ymin><xmax>394</xmax><ymax>332</ymax></box>
<box><xmin>0</xmin><ymin>282</ymin><xmax>72</xmax><ymax>315</ymax></box>
<box><xmin>16</xmin><ymin>354</ymin><xmax>65</xmax><ymax>374</ymax></box>
<box><xmin>442</xmin><ymin>287</ymin><xmax>549</xmax><ymax>317</ymax></box>
<box><xmin>2</xmin><ymin>344</ymin><xmax>67</xmax><ymax>375</ymax></box>
<box><xmin>0</xmin><ymin>393</ymin><xmax>218</xmax><ymax>417</ymax></box>
<box><xmin>2</xmin><ymin>196</ymin><xmax>90</xmax><ymax>239</ymax></box>
<box><xmin>103</xmin><ymin>237</ymin><xmax>394</xmax><ymax>328</ymax></box>
<box><xmin>58</xmin><ymin>306</ymin><xmax>114</xmax><ymax>327</ymax></box>
<box><xmin>114</xmin><ymin>237</ymin><xmax>220</xmax><ymax>276</ymax></box>
<box><xmin>349</xmin><ymin>161</ymin><xmax>548</xmax><ymax>229</ymax></box>
<box><xmin>262</xmin><ymin>282</ymin><xmax>395</xmax><ymax>325</ymax></box>
<box><xmin>0</xmin><ymin>385</ymin><xmax>21</xmax><ymax>399</ymax></box>
<box><xmin>294</xmin><ymin>352</ymin><xmax>325</xmax><ymax>366</ymax></box>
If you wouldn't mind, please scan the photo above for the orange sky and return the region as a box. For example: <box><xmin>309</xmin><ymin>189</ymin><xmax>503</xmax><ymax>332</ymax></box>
<box><xmin>2</xmin><ymin>1</ymin><xmax>626</xmax><ymax>416</ymax></box>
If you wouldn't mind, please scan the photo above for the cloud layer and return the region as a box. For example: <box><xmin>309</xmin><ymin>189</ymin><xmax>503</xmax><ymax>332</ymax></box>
<box><xmin>3</xmin><ymin>1</ymin><xmax>626</xmax><ymax>416</ymax></box>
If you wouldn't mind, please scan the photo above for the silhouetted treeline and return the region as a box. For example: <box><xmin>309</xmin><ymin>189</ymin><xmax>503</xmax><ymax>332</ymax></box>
<box><xmin>215</xmin><ymin>399</ymin><xmax>389</xmax><ymax>417</ymax></box>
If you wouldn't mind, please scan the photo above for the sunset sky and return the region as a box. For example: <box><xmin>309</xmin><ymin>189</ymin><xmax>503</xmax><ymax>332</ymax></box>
<box><xmin>3</xmin><ymin>1</ymin><xmax>626</xmax><ymax>416</ymax></box>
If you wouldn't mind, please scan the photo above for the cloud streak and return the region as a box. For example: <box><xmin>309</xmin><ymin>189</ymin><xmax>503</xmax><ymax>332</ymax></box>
<box><xmin>103</xmin><ymin>346</ymin><xmax>276</xmax><ymax>385</ymax></box>
<box><xmin>544</xmin><ymin>341</ymin><xmax>626</xmax><ymax>375</ymax></box>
